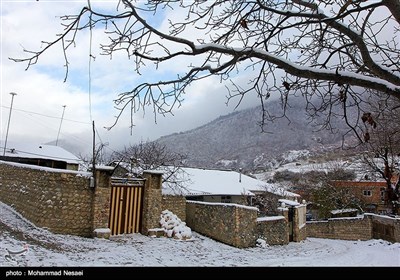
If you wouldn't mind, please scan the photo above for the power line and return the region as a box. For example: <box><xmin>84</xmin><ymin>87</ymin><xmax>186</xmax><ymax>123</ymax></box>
<box><xmin>0</xmin><ymin>105</ymin><xmax>91</xmax><ymax>125</ymax></box>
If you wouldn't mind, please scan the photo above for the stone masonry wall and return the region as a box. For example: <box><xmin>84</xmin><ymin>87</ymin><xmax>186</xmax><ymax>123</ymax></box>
<box><xmin>141</xmin><ymin>171</ymin><xmax>163</xmax><ymax>234</ymax></box>
<box><xmin>256</xmin><ymin>217</ymin><xmax>289</xmax><ymax>245</ymax></box>
<box><xmin>0</xmin><ymin>161</ymin><xmax>94</xmax><ymax>236</ymax></box>
<box><xmin>91</xmin><ymin>168</ymin><xmax>113</xmax><ymax>234</ymax></box>
<box><xmin>307</xmin><ymin>215</ymin><xmax>372</xmax><ymax>241</ymax></box>
<box><xmin>161</xmin><ymin>195</ymin><xmax>186</xmax><ymax>222</ymax></box>
<box><xmin>306</xmin><ymin>214</ymin><xmax>400</xmax><ymax>243</ymax></box>
<box><xmin>186</xmin><ymin>201</ymin><xmax>258</xmax><ymax>248</ymax></box>
<box><xmin>370</xmin><ymin>214</ymin><xmax>400</xmax><ymax>243</ymax></box>
<box><xmin>294</xmin><ymin>205</ymin><xmax>307</xmax><ymax>242</ymax></box>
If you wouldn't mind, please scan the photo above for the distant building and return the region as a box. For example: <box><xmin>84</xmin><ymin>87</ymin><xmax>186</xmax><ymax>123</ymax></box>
<box><xmin>330</xmin><ymin>180</ymin><xmax>391</xmax><ymax>214</ymax></box>
<box><xmin>163</xmin><ymin>167</ymin><xmax>300</xmax><ymax>215</ymax></box>
<box><xmin>0</xmin><ymin>141</ymin><xmax>81</xmax><ymax>170</ymax></box>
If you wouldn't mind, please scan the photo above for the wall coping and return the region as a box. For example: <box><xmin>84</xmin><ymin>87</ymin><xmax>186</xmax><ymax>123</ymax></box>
<box><xmin>257</xmin><ymin>216</ymin><xmax>285</xmax><ymax>222</ymax></box>
<box><xmin>365</xmin><ymin>213</ymin><xmax>400</xmax><ymax>221</ymax></box>
<box><xmin>186</xmin><ymin>200</ymin><xmax>259</xmax><ymax>211</ymax></box>
<box><xmin>328</xmin><ymin>215</ymin><xmax>365</xmax><ymax>221</ymax></box>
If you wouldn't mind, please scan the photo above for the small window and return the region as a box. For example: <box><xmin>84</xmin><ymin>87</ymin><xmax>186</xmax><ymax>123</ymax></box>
<box><xmin>380</xmin><ymin>188</ymin><xmax>385</xmax><ymax>202</ymax></box>
<box><xmin>221</xmin><ymin>195</ymin><xmax>232</xmax><ymax>203</ymax></box>
<box><xmin>363</xmin><ymin>190</ymin><xmax>372</xmax><ymax>196</ymax></box>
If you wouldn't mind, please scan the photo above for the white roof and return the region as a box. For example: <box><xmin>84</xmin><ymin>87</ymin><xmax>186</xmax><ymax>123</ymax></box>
<box><xmin>0</xmin><ymin>141</ymin><xmax>80</xmax><ymax>165</ymax></box>
<box><xmin>163</xmin><ymin>167</ymin><xmax>300</xmax><ymax>198</ymax></box>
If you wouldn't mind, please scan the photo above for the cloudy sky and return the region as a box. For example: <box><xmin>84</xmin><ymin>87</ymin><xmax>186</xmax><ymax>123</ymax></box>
<box><xmin>1</xmin><ymin>0</ymin><xmax>260</xmax><ymax>156</ymax></box>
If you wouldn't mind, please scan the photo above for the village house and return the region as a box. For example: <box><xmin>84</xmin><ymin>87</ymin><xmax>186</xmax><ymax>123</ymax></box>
<box><xmin>330</xmin><ymin>180</ymin><xmax>396</xmax><ymax>215</ymax></box>
<box><xmin>161</xmin><ymin>167</ymin><xmax>300</xmax><ymax>216</ymax></box>
<box><xmin>108</xmin><ymin>163</ymin><xmax>301</xmax><ymax>216</ymax></box>
<box><xmin>0</xmin><ymin>141</ymin><xmax>81</xmax><ymax>170</ymax></box>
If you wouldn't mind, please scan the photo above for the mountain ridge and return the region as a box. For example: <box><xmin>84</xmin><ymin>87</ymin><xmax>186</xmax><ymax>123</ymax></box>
<box><xmin>156</xmin><ymin>98</ymin><xmax>355</xmax><ymax>171</ymax></box>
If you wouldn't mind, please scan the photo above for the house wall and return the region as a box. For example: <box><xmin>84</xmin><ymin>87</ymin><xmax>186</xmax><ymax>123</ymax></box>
<box><xmin>331</xmin><ymin>181</ymin><xmax>387</xmax><ymax>213</ymax></box>
<box><xmin>0</xmin><ymin>161</ymin><xmax>94</xmax><ymax>236</ymax></box>
<box><xmin>200</xmin><ymin>195</ymin><xmax>246</xmax><ymax>205</ymax></box>
<box><xmin>186</xmin><ymin>201</ymin><xmax>258</xmax><ymax>248</ymax></box>
<box><xmin>306</xmin><ymin>214</ymin><xmax>400</xmax><ymax>242</ymax></box>
<box><xmin>161</xmin><ymin>195</ymin><xmax>186</xmax><ymax>222</ymax></box>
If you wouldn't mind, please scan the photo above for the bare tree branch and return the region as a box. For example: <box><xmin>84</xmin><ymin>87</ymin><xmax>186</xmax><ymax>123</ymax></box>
<box><xmin>9</xmin><ymin>0</ymin><xmax>400</xmax><ymax>143</ymax></box>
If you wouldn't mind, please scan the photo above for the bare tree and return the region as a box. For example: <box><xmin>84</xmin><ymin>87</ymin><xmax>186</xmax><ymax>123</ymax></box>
<box><xmin>110</xmin><ymin>140</ymin><xmax>190</xmax><ymax>194</ymax></box>
<box><xmin>10</xmin><ymin>0</ymin><xmax>400</xmax><ymax>142</ymax></box>
<box><xmin>78</xmin><ymin>142</ymin><xmax>109</xmax><ymax>171</ymax></box>
<box><xmin>360</xmin><ymin>95</ymin><xmax>400</xmax><ymax>213</ymax></box>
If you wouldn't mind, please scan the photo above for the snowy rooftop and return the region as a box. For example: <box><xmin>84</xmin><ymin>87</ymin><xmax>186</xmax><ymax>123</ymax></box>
<box><xmin>0</xmin><ymin>141</ymin><xmax>81</xmax><ymax>164</ymax></box>
<box><xmin>163</xmin><ymin>167</ymin><xmax>300</xmax><ymax>198</ymax></box>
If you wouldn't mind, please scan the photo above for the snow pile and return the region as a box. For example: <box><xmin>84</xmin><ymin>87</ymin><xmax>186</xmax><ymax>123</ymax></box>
<box><xmin>159</xmin><ymin>210</ymin><xmax>192</xmax><ymax>240</ymax></box>
<box><xmin>256</xmin><ymin>238</ymin><xmax>269</xmax><ymax>248</ymax></box>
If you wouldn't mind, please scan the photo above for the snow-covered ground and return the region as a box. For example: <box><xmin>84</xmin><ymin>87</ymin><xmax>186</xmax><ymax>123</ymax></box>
<box><xmin>0</xmin><ymin>202</ymin><xmax>399</xmax><ymax>267</ymax></box>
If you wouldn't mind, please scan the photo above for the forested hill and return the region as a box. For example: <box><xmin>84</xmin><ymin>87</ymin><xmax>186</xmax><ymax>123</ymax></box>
<box><xmin>156</xmin><ymin>98</ymin><xmax>355</xmax><ymax>171</ymax></box>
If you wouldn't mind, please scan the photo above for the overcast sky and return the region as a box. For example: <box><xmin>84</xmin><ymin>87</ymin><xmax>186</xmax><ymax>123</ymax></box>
<box><xmin>1</xmin><ymin>1</ymin><xmax>261</xmax><ymax>156</ymax></box>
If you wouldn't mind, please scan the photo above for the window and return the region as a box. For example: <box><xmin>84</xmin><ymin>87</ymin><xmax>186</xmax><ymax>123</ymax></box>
<box><xmin>380</xmin><ymin>188</ymin><xmax>386</xmax><ymax>202</ymax></box>
<box><xmin>363</xmin><ymin>190</ymin><xmax>372</xmax><ymax>196</ymax></box>
<box><xmin>221</xmin><ymin>195</ymin><xmax>232</xmax><ymax>203</ymax></box>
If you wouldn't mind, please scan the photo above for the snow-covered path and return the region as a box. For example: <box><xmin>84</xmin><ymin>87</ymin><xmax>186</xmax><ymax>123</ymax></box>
<box><xmin>0</xmin><ymin>202</ymin><xmax>399</xmax><ymax>267</ymax></box>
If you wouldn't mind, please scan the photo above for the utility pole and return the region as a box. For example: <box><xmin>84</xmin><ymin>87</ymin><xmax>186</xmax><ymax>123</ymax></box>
<box><xmin>55</xmin><ymin>105</ymin><xmax>66</xmax><ymax>146</ymax></box>
<box><xmin>92</xmin><ymin>120</ymin><xmax>96</xmax><ymax>188</ymax></box>
<box><xmin>3</xmin><ymin>92</ymin><xmax>17</xmax><ymax>157</ymax></box>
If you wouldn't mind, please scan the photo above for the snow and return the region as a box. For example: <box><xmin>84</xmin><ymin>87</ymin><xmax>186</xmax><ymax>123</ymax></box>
<box><xmin>330</xmin><ymin>208</ymin><xmax>358</xmax><ymax>215</ymax></box>
<box><xmin>93</xmin><ymin>228</ymin><xmax>111</xmax><ymax>234</ymax></box>
<box><xmin>0</xmin><ymin>201</ymin><xmax>399</xmax><ymax>267</ymax></box>
<box><xmin>163</xmin><ymin>167</ymin><xmax>299</xmax><ymax>198</ymax></box>
<box><xmin>279</xmin><ymin>199</ymin><xmax>301</xmax><ymax>207</ymax></box>
<box><xmin>159</xmin><ymin>210</ymin><xmax>192</xmax><ymax>240</ymax></box>
<box><xmin>257</xmin><ymin>216</ymin><xmax>285</xmax><ymax>222</ymax></box>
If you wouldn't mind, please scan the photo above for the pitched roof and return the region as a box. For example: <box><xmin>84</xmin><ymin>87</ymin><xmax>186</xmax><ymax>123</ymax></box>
<box><xmin>0</xmin><ymin>141</ymin><xmax>80</xmax><ymax>164</ymax></box>
<box><xmin>163</xmin><ymin>167</ymin><xmax>300</xmax><ymax>198</ymax></box>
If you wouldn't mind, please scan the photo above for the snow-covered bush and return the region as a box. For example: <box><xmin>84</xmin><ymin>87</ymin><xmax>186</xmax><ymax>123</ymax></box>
<box><xmin>159</xmin><ymin>210</ymin><xmax>192</xmax><ymax>240</ymax></box>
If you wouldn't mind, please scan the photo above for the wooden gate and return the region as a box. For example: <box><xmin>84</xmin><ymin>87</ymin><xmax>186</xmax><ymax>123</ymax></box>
<box><xmin>288</xmin><ymin>207</ymin><xmax>294</xmax><ymax>242</ymax></box>
<box><xmin>109</xmin><ymin>178</ymin><xmax>145</xmax><ymax>235</ymax></box>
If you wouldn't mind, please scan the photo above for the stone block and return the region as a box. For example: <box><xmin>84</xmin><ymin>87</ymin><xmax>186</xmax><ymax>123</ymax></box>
<box><xmin>93</xmin><ymin>228</ymin><xmax>111</xmax><ymax>239</ymax></box>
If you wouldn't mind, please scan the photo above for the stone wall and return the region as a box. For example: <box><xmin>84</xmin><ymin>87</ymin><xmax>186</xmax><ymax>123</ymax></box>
<box><xmin>370</xmin><ymin>214</ymin><xmax>400</xmax><ymax>243</ymax></box>
<box><xmin>161</xmin><ymin>195</ymin><xmax>186</xmax><ymax>222</ymax></box>
<box><xmin>91</xmin><ymin>167</ymin><xmax>114</xmax><ymax>235</ymax></box>
<box><xmin>293</xmin><ymin>205</ymin><xmax>307</xmax><ymax>242</ymax></box>
<box><xmin>141</xmin><ymin>171</ymin><xmax>163</xmax><ymax>234</ymax></box>
<box><xmin>307</xmin><ymin>215</ymin><xmax>372</xmax><ymax>241</ymax></box>
<box><xmin>186</xmin><ymin>201</ymin><xmax>258</xmax><ymax>248</ymax></box>
<box><xmin>256</xmin><ymin>216</ymin><xmax>289</xmax><ymax>245</ymax></box>
<box><xmin>307</xmin><ymin>214</ymin><xmax>400</xmax><ymax>243</ymax></box>
<box><xmin>0</xmin><ymin>161</ymin><xmax>94</xmax><ymax>236</ymax></box>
